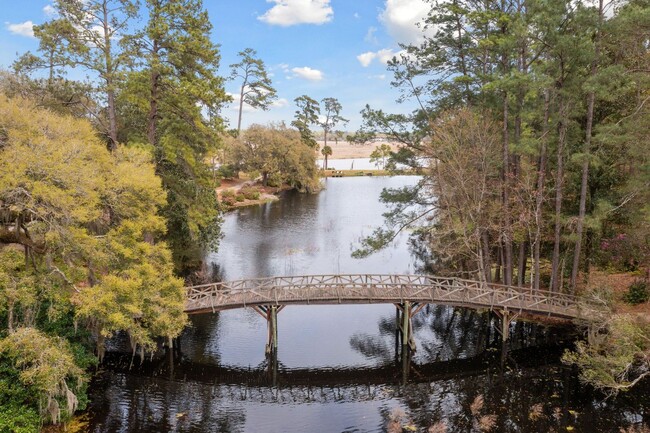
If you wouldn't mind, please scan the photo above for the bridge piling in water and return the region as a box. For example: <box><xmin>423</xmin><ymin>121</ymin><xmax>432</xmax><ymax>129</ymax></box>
<box><xmin>493</xmin><ymin>309</ymin><xmax>519</xmax><ymax>342</ymax></box>
<box><xmin>396</xmin><ymin>301</ymin><xmax>420</xmax><ymax>352</ymax></box>
<box><xmin>253</xmin><ymin>305</ymin><xmax>283</xmax><ymax>355</ymax></box>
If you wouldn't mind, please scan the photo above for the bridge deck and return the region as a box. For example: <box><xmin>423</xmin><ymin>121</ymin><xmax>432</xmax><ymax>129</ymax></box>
<box><xmin>184</xmin><ymin>274</ymin><xmax>602</xmax><ymax>321</ymax></box>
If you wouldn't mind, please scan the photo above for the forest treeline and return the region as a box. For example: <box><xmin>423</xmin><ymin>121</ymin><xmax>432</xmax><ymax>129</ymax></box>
<box><xmin>352</xmin><ymin>0</ymin><xmax>649</xmax><ymax>392</ymax></box>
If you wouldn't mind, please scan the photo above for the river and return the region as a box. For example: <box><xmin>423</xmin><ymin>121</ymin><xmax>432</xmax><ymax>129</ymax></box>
<box><xmin>87</xmin><ymin>176</ymin><xmax>649</xmax><ymax>432</ymax></box>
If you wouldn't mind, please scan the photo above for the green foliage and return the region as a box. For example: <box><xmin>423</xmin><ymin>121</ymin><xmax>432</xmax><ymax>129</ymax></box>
<box><xmin>240</xmin><ymin>186</ymin><xmax>261</xmax><ymax>200</ymax></box>
<box><xmin>623</xmin><ymin>281</ymin><xmax>649</xmax><ymax>305</ymax></box>
<box><xmin>216</xmin><ymin>164</ymin><xmax>237</xmax><ymax>179</ymax></box>
<box><xmin>0</xmin><ymin>358</ymin><xmax>40</xmax><ymax>433</ymax></box>
<box><xmin>0</xmin><ymin>94</ymin><xmax>187</xmax><ymax>426</ymax></box>
<box><xmin>319</xmin><ymin>97</ymin><xmax>348</xmax><ymax>147</ymax></box>
<box><xmin>369</xmin><ymin>144</ymin><xmax>392</xmax><ymax>169</ymax></box>
<box><xmin>230</xmin><ymin>48</ymin><xmax>277</xmax><ymax>132</ymax></box>
<box><xmin>563</xmin><ymin>315</ymin><xmax>650</xmax><ymax>395</ymax></box>
<box><xmin>116</xmin><ymin>0</ymin><xmax>228</xmax><ymax>272</ymax></box>
<box><xmin>346</xmin><ymin>130</ymin><xmax>376</xmax><ymax>145</ymax></box>
<box><xmin>229</xmin><ymin>124</ymin><xmax>320</xmax><ymax>193</ymax></box>
<box><xmin>292</xmin><ymin>95</ymin><xmax>321</xmax><ymax>148</ymax></box>
<box><xmin>0</xmin><ymin>402</ymin><xmax>40</xmax><ymax>433</ymax></box>
<box><xmin>0</xmin><ymin>328</ymin><xmax>86</xmax><ymax>424</ymax></box>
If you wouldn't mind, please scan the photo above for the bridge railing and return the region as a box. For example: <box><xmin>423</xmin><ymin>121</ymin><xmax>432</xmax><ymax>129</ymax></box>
<box><xmin>184</xmin><ymin>274</ymin><xmax>604</xmax><ymax>320</ymax></box>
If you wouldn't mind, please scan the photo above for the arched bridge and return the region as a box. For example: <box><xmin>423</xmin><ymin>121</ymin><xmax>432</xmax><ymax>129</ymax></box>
<box><xmin>184</xmin><ymin>274</ymin><xmax>603</xmax><ymax>353</ymax></box>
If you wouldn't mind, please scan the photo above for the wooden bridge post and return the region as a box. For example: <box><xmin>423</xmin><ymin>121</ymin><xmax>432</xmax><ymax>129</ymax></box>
<box><xmin>395</xmin><ymin>301</ymin><xmax>418</xmax><ymax>352</ymax></box>
<box><xmin>402</xmin><ymin>301</ymin><xmax>411</xmax><ymax>348</ymax></box>
<box><xmin>267</xmin><ymin>305</ymin><xmax>279</xmax><ymax>355</ymax></box>
<box><xmin>253</xmin><ymin>305</ymin><xmax>282</xmax><ymax>356</ymax></box>
<box><xmin>267</xmin><ymin>348</ymin><xmax>278</xmax><ymax>387</ymax></box>
<box><xmin>493</xmin><ymin>309</ymin><xmax>519</xmax><ymax>343</ymax></box>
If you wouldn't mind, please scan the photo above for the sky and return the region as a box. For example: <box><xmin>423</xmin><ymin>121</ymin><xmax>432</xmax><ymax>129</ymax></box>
<box><xmin>0</xmin><ymin>0</ymin><xmax>432</xmax><ymax>130</ymax></box>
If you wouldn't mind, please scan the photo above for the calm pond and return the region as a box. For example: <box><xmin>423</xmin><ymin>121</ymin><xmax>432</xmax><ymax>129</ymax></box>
<box><xmin>88</xmin><ymin>176</ymin><xmax>649</xmax><ymax>432</ymax></box>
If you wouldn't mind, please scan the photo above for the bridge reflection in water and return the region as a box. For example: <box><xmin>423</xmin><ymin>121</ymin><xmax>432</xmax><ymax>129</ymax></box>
<box><xmin>106</xmin><ymin>339</ymin><xmax>567</xmax><ymax>405</ymax></box>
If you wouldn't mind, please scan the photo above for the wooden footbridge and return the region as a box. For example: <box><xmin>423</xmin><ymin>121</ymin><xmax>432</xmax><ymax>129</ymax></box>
<box><xmin>184</xmin><ymin>274</ymin><xmax>603</xmax><ymax>354</ymax></box>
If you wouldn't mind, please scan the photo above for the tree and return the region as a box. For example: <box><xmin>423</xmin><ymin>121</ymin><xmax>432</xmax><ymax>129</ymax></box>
<box><xmin>0</xmin><ymin>328</ymin><xmax>86</xmax><ymax>424</ymax></box>
<box><xmin>0</xmin><ymin>92</ymin><xmax>188</xmax><ymax>425</ymax></box>
<box><xmin>124</xmin><ymin>0</ymin><xmax>228</xmax><ymax>272</ymax></box>
<box><xmin>354</xmin><ymin>108</ymin><xmax>502</xmax><ymax>281</ymax></box>
<box><xmin>230</xmin><ymin>48</ymin><xmax>277</xmax><ymax>134</ymax></box>
<box><xmin>228</xmin><ymin>124</ymin><xmax>320</xmax><ymax>192</ymax></box>
<box><xmin>321</xmin><ymin>145</ymin><xmax>332</xmax><ymax>170</ymax></box>
<box><xmin>319</xmin><ymin>97</ymin><xmax>348</xmax><ymax>149</ymax></box>
<box><xmin>17</xmin><ymin>0</ymin><xmax>139</xmax><ymax>151</ymax></box>
<box><xmin>563</xmin><ymin>314</ymin><xmax>650</xmax><ymax>395</ymax></box>
<box><xmin>346</xmin><ymin>130</ymin><xmax>377</xmax><ymax>146</ymax></box>
<box><xmin>291</xmin><ymin>95</ymin><xmax>320</xmax><ymax>148</ymax></box>
<box><xmin>571</xmin><ymin>0</ymin><xmax>604</xmax><ymax>290</ymax></box>
<box><xmin>369</xmin><ymin>144</ymin><xmax>392</xmax><ymax>169</ymax></box>
<box><xmin>12</xmin><ymin>19</ymin><xmax>78</xmax><ymax>83</ymax></box>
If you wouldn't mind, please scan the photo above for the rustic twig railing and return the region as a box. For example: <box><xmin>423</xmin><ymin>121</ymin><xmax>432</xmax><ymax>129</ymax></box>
<box><xmin>184</xmin><ymin>274</ymin><xmax>601</xmax><ymax>320</ymax></box>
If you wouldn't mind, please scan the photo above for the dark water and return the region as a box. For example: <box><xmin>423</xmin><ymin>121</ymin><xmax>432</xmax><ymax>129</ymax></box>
<box><xmin>88</xmin><ymin>177</ymin><xmax>649</xmax><ymax>432</ymax></box>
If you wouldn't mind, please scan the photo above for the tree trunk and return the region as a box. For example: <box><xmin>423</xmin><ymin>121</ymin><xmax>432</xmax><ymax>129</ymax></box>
<box><xmin>495</xmin><ymin>244</ymin><xmax>502</xmax><ymax>283</ymax></box>
<box><xmin>517</xmin><ymin>241</ymin><xmax>527</xmax><ymax>286</ymax></box>
<box><xmin>533</xmin><ymin>90</ymin><xmax>550</xmax><ymax>290</ymax></box>
<box><xmin>97</xmin><ymin>332</ymin><xmax>106</xmax><ymax>363</ymax></box>
<box><xmin>107</xmin><ymin>88</ymin><xmax>118</xmax><ymax>151</ymax></box>
<box><xmin>571</xmin><ymin>0</ymin><xmax>603</xmax><ymax>292</ymax></box>
<box><xmin>147</xmin><ymin>68</ymin><xmax>159</xmax><ymax>147</ymax></box>
<box><xmin>237</xmin><ymin>83</ymin><xmax>245</xmax><ymax>134</ymax></box>
<box><xmin>324</xmin><ymin>154</ymin><xmax>328</xmax><ymax>170</ymax></box>
<box><xmin>502</xmin><ymin>91</ymin><xmax>513</xmax><ymax>286</ymax></box>
<box><xmin>482</xmin><ymin>230</ymin><xmax>492</xmax><ymax>283</ymax></box>
<box><xmin>147</xmin><ymin>7</ymin><xmax>161</xmax><ymax>148</ymax></box>
<box><xmin>102</xmin><ymin>1</ymin><xmax>118</xmax><ymax>151</ymax></box>
<box><xmin>551</xmin><ymin>96</ymin><xmax>568</xmax><ymax>292</ymax></box>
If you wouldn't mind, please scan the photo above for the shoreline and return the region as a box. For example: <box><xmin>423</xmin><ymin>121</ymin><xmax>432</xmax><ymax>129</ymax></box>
<box><xmin>216</xmin><ymin>166</ymin><xmax>420</xmax><ymax>210</ymax></box>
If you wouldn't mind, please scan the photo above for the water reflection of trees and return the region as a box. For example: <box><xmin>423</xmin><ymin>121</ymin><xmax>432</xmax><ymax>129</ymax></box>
<box><xmin>350</xmin><ymin>303</ymin><xmax>566</xmax><ymax>366</ymax></box>
<box><xmin>89</xmin><ymin>371</ymin><xmax>248</xmax><ymax>432</ymax></box>
<box><xmin>350</xmin><ymin>304</ymin><xmax>650</xmax><ymax>432</ymax></box>
<box><xmin>378</xmin><ymin>366</ymin><xmax>649</xmax><ymax>432</ymax></box>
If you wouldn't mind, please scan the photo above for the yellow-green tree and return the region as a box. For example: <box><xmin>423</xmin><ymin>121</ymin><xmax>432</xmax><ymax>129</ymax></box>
<box><xmin>0</xmin><ymin>93</ymin><xmax>186</xmax><ymax>367</ymax></box>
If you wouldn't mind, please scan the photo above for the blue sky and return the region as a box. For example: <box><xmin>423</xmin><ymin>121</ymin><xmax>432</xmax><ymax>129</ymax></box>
<box><xmin>0</xmin><ymin>0</ymin><xmax>431</xmax><ymax>130</ymax></box>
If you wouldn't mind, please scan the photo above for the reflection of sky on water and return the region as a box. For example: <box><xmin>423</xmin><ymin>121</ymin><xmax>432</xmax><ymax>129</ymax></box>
<box><xmin>200</xmin><ymin>176</ymin><xmax>422</xmax><ymax>369</ymax></box>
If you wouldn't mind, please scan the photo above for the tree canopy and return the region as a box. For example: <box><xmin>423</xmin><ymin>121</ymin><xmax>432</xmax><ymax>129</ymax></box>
<box><xmin>0</xmin><ymin>93</ymin><xmax>186</xmax><ymax>426</ymax></box>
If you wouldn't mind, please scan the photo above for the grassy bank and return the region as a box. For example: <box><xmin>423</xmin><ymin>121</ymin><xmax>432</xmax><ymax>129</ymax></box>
<box><xmin>320</xmin><ymin>169</ymin><xmax>419</xmax><ymax>177</ymax></box>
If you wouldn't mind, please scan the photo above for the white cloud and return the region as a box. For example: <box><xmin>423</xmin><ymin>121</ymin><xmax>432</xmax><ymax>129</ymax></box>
<box><xmin>357</xmin><ymin>52</ymin><xmax>376</xmax><ymax>67</ymax></box>
<box><xmin>356</xmin><ymin>48</ymin><xmax>401</xmax><ymax>67</ymax></box>
<box><xmin>6</xmin><ymin>21</ymin><xmax>35</xmax><ymax>38</ymax></box>
<box><xmin>259</xmin><ymin>0</ymin><xmax>333</xmax><ymax>26</ymax></box>
<box><xmin>291</xmin><ymin>66</ymin><xmax>323</xmax><ymax>81</ymax></box>
<box><xmin>43</xmin><ymin>4</ymin><xmax>57</xmax><ymax>17</ymax></box>
<box><xmin>272</xmin><ymin>98</ymin><xmax>289</xmax><ymax>107</ymax></box>
<box><xmin>377</xmin><ymin>48</ymin><xmax>399</xmax><ymax>63</ymax></box>
<box><xmin>364</xmin><ymin>26</ymin><xmax>378</xmax><ymax>44</ymax></box>
<box><xmin>379</xmin><ymin>0</ymin><xmax>432</xmax><ymax>44</ymax></box>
